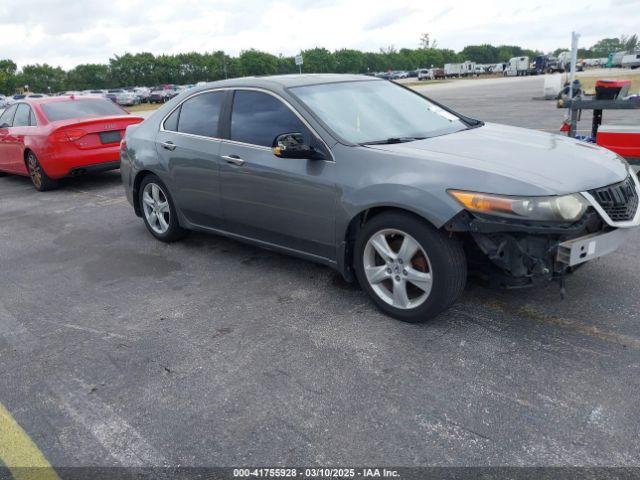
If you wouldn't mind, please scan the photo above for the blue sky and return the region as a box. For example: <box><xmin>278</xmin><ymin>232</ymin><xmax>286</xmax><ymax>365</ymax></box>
<box><xmin>1</xmin><ymin>0</ymin><xmax>639</xmax><ymax>69</ymax></box>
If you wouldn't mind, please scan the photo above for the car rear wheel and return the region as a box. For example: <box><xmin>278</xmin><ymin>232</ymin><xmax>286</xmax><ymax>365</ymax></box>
<box><xmin>139</xmin><ymin>174</ymin><xmax>186</xmax><ymax>242</ymax></box>
<box><xmin>26</xmin><ymin>151</ymin><xmax>58</xmax><ymax>191</ymax></box>
<box><xmin>354</xmin><ymin>212</ymin><xmax>467</xmax><ymax>323</ymax></box>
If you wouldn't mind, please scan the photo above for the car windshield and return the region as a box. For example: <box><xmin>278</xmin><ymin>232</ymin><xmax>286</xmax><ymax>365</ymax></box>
<box><xmin>291</xmin><ymin>80</ymin><xmax>469</xmax><ymax>144</ymax></box>
<box><xmin>41</xmin><ymin>99</ymin><xmax>127</xmax><ymax>121</ymax></box>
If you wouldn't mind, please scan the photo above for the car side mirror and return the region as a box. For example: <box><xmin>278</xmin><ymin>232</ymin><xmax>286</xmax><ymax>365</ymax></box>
<box><xmin>272</xmin><ymin>132</ymin><xmax>324</xmax><ymax>160</ymax></box>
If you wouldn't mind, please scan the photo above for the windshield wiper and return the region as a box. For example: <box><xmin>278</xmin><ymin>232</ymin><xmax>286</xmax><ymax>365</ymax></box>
<box><xmin>464</xmin><ymin>118</ymin><xmax>484</xmax><ymax>129</ymax></box>
<box><xmin>361</xmin><ymin>136</ymin><xmax>426</xmax><ymax>145</ymax></box>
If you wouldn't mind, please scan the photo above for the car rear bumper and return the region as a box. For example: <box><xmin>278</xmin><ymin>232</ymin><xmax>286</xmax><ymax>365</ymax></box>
<box><xmin>42</xmin><ymin>145</ymin><xmax>122</xmax><ymax>178</ymax></box>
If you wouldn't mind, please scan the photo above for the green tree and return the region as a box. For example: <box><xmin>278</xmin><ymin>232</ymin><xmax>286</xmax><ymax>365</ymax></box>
<box><xmin>16</xmin><ymin>64</ymin><xmax>66</xmax><ymax>93</ymax></box>
<box><xmin>276</xmin><ymin>54</ymin><xmax>296</xmax><ymax>74</ymax></box>
<box><xmin>362</xmin><ymin>52</ymin><xmax>385</xmax><ymax>72</ymax></box>
<box><xmin>301</xmin><ymin>48</ymin><xmax>335</xmax><ymax>73</ymax></box>
<box><xmin>621</xmin><ymin>34</ymin><xmax>639</xmax><ymax>52</ymax></box>
<box><xmin>333</xmin><ymin>49</ymin><xmax>365</xmax><ymax>73</ymax></box>
<box><xmin>460</xmin><ymin>44</ymin><xmax>499</xmax><ymax>63</ymax></box>
<box><xmin>590</xmin><ymin>37</ymin><xmax>625</xmax><ymax>57</ymax></box>
<box><xmin>0</xmin><ymin>59</ymin><xmax>17</xmax><ymax>94</ymax></box>
<box><xmin>238</xmin><ymin>49</ymin><xmax>278</xmax><ymax>76</ymax></box>
<box><xmin>109</xmin><ymin>52</ymin><xmax>160</xmax><ymax>86</ymax></box>
<box><xmin>66</xmin><ymin>63</ymin><xmax>110</xmax><ymax>90</ymax></box>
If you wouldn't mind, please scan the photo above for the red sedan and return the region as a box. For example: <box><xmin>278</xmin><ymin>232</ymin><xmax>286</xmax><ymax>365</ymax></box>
<box><xmin>0</xmin><ymin>96</ymin><xmax>143</xmax><ymax>191</ymax></box>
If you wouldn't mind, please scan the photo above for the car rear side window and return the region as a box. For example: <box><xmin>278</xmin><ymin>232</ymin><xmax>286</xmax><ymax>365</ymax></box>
<box><xmin>163</xmin><ymin>106</ymin><xmax>180</xmax><ymax>132</ymax></box>
<box><xmin>177</xmin><ymin>92</ymin><xmax>223</xmax><ymax>138</ymax></box>
<box><xmin>230</xmin><ymin>90</ymin><xmax>309</xmax><ymax>147</ymax></box>
<box><xmin>0</xmin><ymin>104</ymin><xmax>17</xmax><ymax>127</ymax></box>
<box><xmin>42</xmin><ymin>99</ymin><xmax>126</xmax><ymax>121</ymax></box>
<box><xmin>13</xmin><ymin>104</ymin><xmax>32</xmax><ymax>127</ymax></box>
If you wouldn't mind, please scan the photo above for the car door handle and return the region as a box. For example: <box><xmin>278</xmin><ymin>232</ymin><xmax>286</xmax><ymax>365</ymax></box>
<box><xmin>222</xmin><ymin>155</ymin><xmax>245</xmax><ymax>166</ymax></box>
<box><xmin>161</xmin><ymin>141</ymin><xmax>176</xmax><ymax>151</ymax></box>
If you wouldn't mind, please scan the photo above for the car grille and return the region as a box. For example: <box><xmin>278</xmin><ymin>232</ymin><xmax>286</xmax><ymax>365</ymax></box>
<box><xmin>589</xmin><ymin>175</ymin><xmax>639</xmax><ymax>222</ymax></box>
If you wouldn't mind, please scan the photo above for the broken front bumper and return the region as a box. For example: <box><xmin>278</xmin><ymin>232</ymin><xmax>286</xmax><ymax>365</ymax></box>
<box><xmin>445</xmin><ymin>173</ymin><xmax>640</xmax><ymax>287</ymax></box>
<box><xmin>446</xmin><ymin>209</ymin><xmax>637</xmax><ymax>287</ymax></box>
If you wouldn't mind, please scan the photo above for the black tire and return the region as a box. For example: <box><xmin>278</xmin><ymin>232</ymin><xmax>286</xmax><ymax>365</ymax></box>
<box><xmin>138</xmin><ymin>173</ymin><xmax>187</xmax><ymax>242</ymax></box>
<box><xmin>354</xmin><ymin>211</ymin><xmax>467</xmax><ymax>323</ymax></box>
<box><xmin>26</xmin><ymin>151</ymin><xmax>58</xmax><ymax>191</ymax></box>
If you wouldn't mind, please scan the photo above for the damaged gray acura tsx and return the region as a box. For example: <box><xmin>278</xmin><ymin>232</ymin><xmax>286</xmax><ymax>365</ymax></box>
<box><xmin>120</xmin><ymin>74</ymin><xmax>640</xmax><ymax>322</ymax></box>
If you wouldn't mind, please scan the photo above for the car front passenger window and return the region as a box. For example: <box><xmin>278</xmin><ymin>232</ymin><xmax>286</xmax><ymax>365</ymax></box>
<box><xmin>230</xmin><ymin>90</ymin><xmax>311</xmax><ymax>148</ymax></box>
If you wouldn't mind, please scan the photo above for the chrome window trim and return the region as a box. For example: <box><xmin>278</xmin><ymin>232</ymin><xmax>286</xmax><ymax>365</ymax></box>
<box><xmin>220</xmin><ymin>138</ymin><xmax>271</xmax><ymax>152</ymax></box>
<box><xmin>580</xmin><ymin>172</ymin><xmax>640</xmax><ymax>228</ymax></box>
<box><xmin>159</xmin><ymin>86</ymin><xmax>334</xmax><ymax>161</ymax></box>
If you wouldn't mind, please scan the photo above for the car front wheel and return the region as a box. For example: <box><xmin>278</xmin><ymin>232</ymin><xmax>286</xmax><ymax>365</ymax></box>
<box><xmin>139</xmin><ymin>174</ymin><xmax>186</xmax><ymax>242</ymax></box>
<box><xmin>354</xmin><ymin>212</ymin><xmax>467</xmax><ymax>323</ymax></box>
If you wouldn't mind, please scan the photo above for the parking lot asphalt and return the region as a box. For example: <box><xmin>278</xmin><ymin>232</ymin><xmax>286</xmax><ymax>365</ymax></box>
<box><xmin>1</xmin><ymin>75</ymin><xmax>640</xmax><ymax>470</ymax></box>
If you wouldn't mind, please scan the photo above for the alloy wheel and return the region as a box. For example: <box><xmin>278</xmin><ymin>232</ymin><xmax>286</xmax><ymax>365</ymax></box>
<box><xmin>142</xmin><ymin>183</ymin><xmax>171</xmax><ymax>235</ymax></box>
<box><xmin>363</xmin><ymin>229</ymin><xmax>433</xmax><ymax>309</ymax></box>
<box><xmin>27</xmin><ymin>154</ymin><xmax>42</xmax><ymax>189</ymax></box>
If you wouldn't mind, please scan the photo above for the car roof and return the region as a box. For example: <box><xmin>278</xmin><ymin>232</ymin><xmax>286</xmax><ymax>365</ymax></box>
<box><xmin>193</xmin><ymin>74</ymin><xmax>380</xmax><ymax>91</ymax></box>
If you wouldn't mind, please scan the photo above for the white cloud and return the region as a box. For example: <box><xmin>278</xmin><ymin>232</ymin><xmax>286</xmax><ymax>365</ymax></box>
<box><xmin>1</xmin><ymin>0</ymin><xmax>638</xmax><ymax>69</ymax></box>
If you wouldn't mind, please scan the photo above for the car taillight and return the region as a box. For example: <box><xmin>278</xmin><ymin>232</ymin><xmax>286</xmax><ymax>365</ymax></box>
<box><xmin>51</xmin><ymin>128</ymin><xmax>87</xmax><ymax>142</ymax></box>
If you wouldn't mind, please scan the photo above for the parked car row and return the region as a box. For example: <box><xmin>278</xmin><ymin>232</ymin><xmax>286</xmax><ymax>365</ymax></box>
<box><xmin>3</xmin><ymin>93</ymin><xmax>49</xmax><ymax>106</ymax></box>
<box><xmin>376</xmin><ymin>52</ymin><xmax>626</xmax><ymax>83</ymax></box>
<box><xmin>45</xmin><ymin>84</ymin><xmax>195</xmax><ymax>107</ymax></box>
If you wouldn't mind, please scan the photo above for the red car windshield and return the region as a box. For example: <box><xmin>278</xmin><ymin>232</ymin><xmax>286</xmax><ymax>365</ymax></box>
<box><xmin>41</xmin><ymin>99</ymin><xmax>127</xmax><ymax>121</ymax></box>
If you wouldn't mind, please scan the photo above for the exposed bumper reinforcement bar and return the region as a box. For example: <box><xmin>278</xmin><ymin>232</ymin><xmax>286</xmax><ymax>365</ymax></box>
<box><xmin>556</xmin><ymin>227</ymin><xmax>633</xmax><ymax>267</ymax></box>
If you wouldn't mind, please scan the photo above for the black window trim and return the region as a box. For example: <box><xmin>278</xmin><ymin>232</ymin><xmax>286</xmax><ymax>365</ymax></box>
<box><xmin>13</xmin><ymin>103</ymin><xmax>38</xmax><ymax>127</ymax></box>
<box><xmin>159</xmin><ymin>86</ymin><xmax>334</xmax><ymax>161</ymax></box>
<box><xmin>174</xmin><ymin>90</ymin><xmax>223</xmax><ymax>139</ymax></box>
<box><xmin>160</xmin><ymin>88</ymin><xmax>226</xmax><ymax>141</ymax></box>
<box><xmin>0</xmin><ymin>104</ymin><xmax>19</xmax><ymax>127</ymax></box>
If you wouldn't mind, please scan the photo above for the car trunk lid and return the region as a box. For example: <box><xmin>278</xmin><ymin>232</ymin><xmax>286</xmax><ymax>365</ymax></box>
<box><xmin>49</xmin><ymin>115</ymin><xmax>144</xmax><ymax>149</ymax></box>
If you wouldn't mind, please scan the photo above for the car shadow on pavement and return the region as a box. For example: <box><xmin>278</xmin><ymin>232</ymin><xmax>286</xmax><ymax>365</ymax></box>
<box><xmin>58</xmin><ymin>170</ymin><xmax>123</xmax><ymax>190</ymax></box>
<box><xmin>0</xmin><ymin>169</ymin><xmax>123</xmax><ymax>193</ymax></box>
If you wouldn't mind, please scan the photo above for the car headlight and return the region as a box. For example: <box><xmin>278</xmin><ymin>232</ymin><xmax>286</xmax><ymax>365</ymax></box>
<box><xmin>448</xmin><ymin>190</ymin><xmax>589</xmax><ymax>222</ymax></box>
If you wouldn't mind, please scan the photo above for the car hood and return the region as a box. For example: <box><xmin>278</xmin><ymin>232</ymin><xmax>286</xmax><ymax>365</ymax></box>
<box><xmin>366</xmin><ymin>122</ymin><xmax>628</xmax><ymax>195</ymax></box>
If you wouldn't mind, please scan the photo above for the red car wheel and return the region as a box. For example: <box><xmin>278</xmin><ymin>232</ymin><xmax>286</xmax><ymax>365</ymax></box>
<box><xmin>26</xmin><ymin>151</ymin><xmax>58</xmax><ymax>192</ymax></box>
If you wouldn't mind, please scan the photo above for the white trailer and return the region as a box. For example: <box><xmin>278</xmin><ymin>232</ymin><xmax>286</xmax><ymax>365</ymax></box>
<box><xmin>444</xmin><ymin>63</ymin><xmax>463</xmax><ymax>77</ymax></box>
<box><xmin>461</xmin><ymin>61</ymin><xmax>476</xmax><ymax>76</ymax></box>
<box><xmin>444</xmin><ymin>61</ymin><xmax>476</xmax><ymax>77</ymax></box>
<box><xmin>622</xmin><ymin>53</ymin><xmax>640</xmax><ymax>69</ymax></box>
<box><xmin>504</xmin><ymin>56</ymin><xmax>530</xmax><ymax>76</ymax></box>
